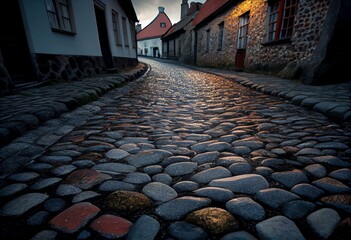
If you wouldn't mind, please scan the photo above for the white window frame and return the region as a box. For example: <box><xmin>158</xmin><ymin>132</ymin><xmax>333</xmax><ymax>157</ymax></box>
<box><xmin>237</xmin><ymin>12</ymin><xmax>250</xmax><ymax>49</ymax></box>
<box><xmin>112</xmin><ymin>10</ymin><xmax>122</xmax><ymax>46</ymax></box>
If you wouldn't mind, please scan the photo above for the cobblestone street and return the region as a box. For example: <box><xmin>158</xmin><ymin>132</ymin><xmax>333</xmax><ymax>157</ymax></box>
<box><xmin>1</xmin><ymin>57</ymin><xmax>350</xmax><ymax>239</ymax></box>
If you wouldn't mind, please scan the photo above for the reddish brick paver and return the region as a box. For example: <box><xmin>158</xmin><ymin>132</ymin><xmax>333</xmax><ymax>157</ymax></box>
<box><xmin>90</xmin><ymin>214</ymin><xmax>132</xmax><ymax>238</ymax></box>
<box><xmin>64</xmin><ymin>169</ymin><xmax>111</xmax><ymax>190</ymax></box>
<box><xmin>49</xmin><ymin>202</ymin><xmax>100</xmax><ymax>233</ymax></box>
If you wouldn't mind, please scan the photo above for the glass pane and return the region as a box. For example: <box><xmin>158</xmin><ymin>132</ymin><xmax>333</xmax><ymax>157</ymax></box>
<box><xmin>48</xmin><ymin>12</ymin><xmax>59</xmax><ymax>28</ymax></box>
<box><xmin>60</xmin><ymin>5</ymin><xmax>69</xmax><ymax>18</ymax></box>
<box><xmin>63</xmin><ymin>18</ymin><xmax>72</xmax><ymax>31</ymax></box>
<box><xmin>45</xmin><ymin>0</ymin><xmax>56</xmax><ymax>12</ymax></box>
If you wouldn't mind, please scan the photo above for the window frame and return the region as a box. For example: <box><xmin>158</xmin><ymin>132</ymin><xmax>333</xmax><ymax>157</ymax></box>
<box><xmin>206</xmin><ymin>29</ymin><xmax>211</xmax><ymax>53</ymax></box>
<box><xmin>44</xmin><ymin>0</ymin><xmax>76</xmax><ymax>35</ymax></box>
<box><xmin>130</xmin><ymin>20</ymin><xmax>137</xmax><ymax>49</ymax></box>
<box><xmin>122</xmin><ymin>17</ymin><xmax>129</xmax><ymax>47</ymax></box>
<box><xmin>264</xmin><ymin>0</ymin><xmax>298</xmax><ymax>45</ymax></box>
<box><xmin>112</xmin><ymin>10</ymin><xmax>122</xmax><ymax>46</ymax></box>
<box><xmin>237</xmin><ymin>12</ymin><xmax>250</xmax><ymax>49</ymax></box>
<box><xmin>218</xmin><ymin>22</ymin><xmax>224</xmax><ymax>51</ymax></box>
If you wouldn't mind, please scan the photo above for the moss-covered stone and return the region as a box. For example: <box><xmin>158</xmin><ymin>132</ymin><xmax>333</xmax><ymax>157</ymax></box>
<box><xmin>107</xmin><ymin>190</ymin><xmax>152</xmax><ymax>212</ymax></box>
<box><xmin>186</xmin><ymin>207</ymin><xmax>239</xmax><ymax>235</ymax></box>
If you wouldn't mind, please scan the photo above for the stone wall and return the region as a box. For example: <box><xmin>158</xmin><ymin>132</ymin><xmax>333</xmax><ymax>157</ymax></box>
<box><xmin>196</xmin><ymin>0</ymin><xmax>329</xmax><ymax>76</ymax></box>
<box><xmin>35</xmin><ymin>54</ymin><xmax>105</xmax><ymax>82</ymax></box>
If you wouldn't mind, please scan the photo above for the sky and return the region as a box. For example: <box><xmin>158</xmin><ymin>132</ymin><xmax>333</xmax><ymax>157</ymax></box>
<box><xmin>131</xmin><ymin>0</ymin><xmax>206</xmax><ymax>28</ymax></box>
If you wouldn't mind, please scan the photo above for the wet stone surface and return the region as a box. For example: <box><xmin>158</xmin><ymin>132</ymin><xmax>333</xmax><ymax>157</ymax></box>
<box><xmin>0</xmin><ymin>58</ymin><xmax>350</xmax><ymax>239</ymax></box>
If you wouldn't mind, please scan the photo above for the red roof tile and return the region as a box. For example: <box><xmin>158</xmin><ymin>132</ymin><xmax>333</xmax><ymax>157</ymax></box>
<box><xmin>137</xmin><ymin>12</ymin><xmax>172</xmax><ymax>40</ymax></box>
<box><xmin>192</xmin><ymin>0</ymin><xmax>229</xmax><ymax>26</ymax></box>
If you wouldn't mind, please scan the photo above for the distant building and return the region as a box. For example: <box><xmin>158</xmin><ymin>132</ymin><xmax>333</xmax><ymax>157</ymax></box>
<box><xmin>187</xmin><ymin>0</ymin><xmax>348</xmax><ymax>84</ymax></box>
<box><xmin>137</xmin><ymin>7</ymin><xmax>172</xmax><ymax>58</ymax></box>
<box><xmin>0</xmin><ymin>0</ymin><xmax>139</xmax><ymax>93</ymax></box>
<box><xmin>161</xmin><ymin>1</ymin><xmax>203</xmax><ymax>63</ymax></box>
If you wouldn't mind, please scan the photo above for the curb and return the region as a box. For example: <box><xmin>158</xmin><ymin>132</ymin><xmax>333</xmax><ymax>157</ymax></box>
<box><xmin>0</xmin><ymin>63</ymin><xmax>149</xmax><ymax>147</ymax></box>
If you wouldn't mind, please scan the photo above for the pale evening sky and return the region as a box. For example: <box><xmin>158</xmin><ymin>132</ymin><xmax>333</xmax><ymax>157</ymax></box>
<box><xmin>131</xmin><ymin>0</ymin><xmax>206</xmax><ymax>28</ymax></box>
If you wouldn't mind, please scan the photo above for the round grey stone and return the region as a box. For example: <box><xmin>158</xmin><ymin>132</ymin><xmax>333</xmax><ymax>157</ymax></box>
<box><xmin>168</xmin><ymin>221</ymin><xmax>208</xmax><ymax>240</ymax></box>
<box><xmin>56</xmin><ymin>184</ymin><xmax>82</xmax><ymax>196</ymax></box>
<box><xmin>31</xmin><ymin>230</ymin><xmax>57</xmax><ymax>240</ymax></box>
<box><xmin>221</xmin><ymin>231</ymin><xmax>257</xmax><ymax>240</ymax></box>
<box><xmin>44</xmin><ymin>198</ymin><xmax>65</xmax><ymax>212</ymax></box>
<box><xmin>143</xmin><ymin>165</ymin><xmax>163</xmax><ymax>175</ymax></box>
<box><xmin>271</xmin><ymin>170</ymin><xmax>309</xmax><ymax>188</ymax></box>
<box><xmin>98</xmin><ymin>180</ymin><xmax>135</xmax><ymax>192</ymax></box>
<box><xmin>152</xmin><ymin>173</ymin><xmax>173</xmax><ymax>185</ymax></box>
<box><xmin>209</xmin><ymin>174</ymin><xmax>269</xmax><ymax>195</ymax></box>
<box><xmin>156</xmin><ymin>196</ymin><xmax>211</xmax><ymax>220</ymax></box>
<box><xmin>306</xmin><ymin>208</ymin><xmax>341</xmax><ymax>239</ymax></box>
<box><xmin>0</xmin><ymin>193</ymin><xmax>49</xmax><ymax>216</ymax></box>
<box><xmin>226</xmin><ymin>197</ymin><xmax>265</xmax><ymax>221</ymax></box>
<box><xmin>123</xmin><ymin>172</ymin><xmax>151</xmax><ymax>184</ymax></box>
<box><xmin>72</xmin><ymin>191</ymin><xmax>100</xmax><ymax>203</ymax></box>
<box><xmin>256</xmin><ymin>215</ymin><xmax>305</xmax><ymax>240</ymax></box>
<box><xmin>191</xmin><ymin>166</ymin><xmax>232</xmax><ymax>184</ymax></box>
<box><xmin>105</xmin><ymin>148</ymin><xmax>130</xmax><ymax>160</ymax></box>
<box><xmin>27</xmin><ymin>211</ymin><xmax>49</xmax><ymax>226</ymax></box>
<box><xmin>291</xmin><ymin>183</ymin><xmax>325</xmax><ymax>200</ymax></box>
<box><xmin>0</xmin><ymin>183</ymin><xmax>28</xmax><ymax>197</ymax></box>
<box><xmin>7</xmin><ymin>172</ymin><xmax>40</xmax><ymax>182</ymax></box>
<box><xmin>229</xmin><ymin>162</ymin><xmax>252</xmax><ymax>175</ymax></box>
<box><xmin>282</xmin><ymin>200</ymin><xmax>315</xmax><ymax>219</ymax></box>
<box><xmin>193</xmin><ymin>187</ymin><xmax>234</xmax><ymax>202</ymax></box>
<box><xmin>173</xmin><ymin>181</ymin><xmax>199</xmax><ymax>192</ymax></box>
<box><xmin>31</xmin><ymin>177</ymin><xmax>62</xmax><ymax>190</ymax></box>
<box><xmin>126</xmin><ymin>215</ymin><xmax>160</xmax><ymax>240</ymax></box>
<box><xmin>255</xmin><ymin>188</ymin><xmax>300</xmax><ymax>209</ymax></box>
<box><xmin>142</xmin><ymin>182</ymin><xmax>178</xmax><ymax>202</ymax></box>
<box><xmin>165</xmin><ymin>162</ymin><xmax>197</xmax><ymax>176</ymax></box>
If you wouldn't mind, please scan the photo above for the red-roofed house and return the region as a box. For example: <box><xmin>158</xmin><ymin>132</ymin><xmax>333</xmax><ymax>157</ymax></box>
<box><xmin>137</xmin><ymin>7</ymin><xmax>171</xmax><ymax>58</ymax></box>
<box><xmin>161</xmin><ymin>1</ymin><xmax>203</xmax><ymax>63</ymax></box>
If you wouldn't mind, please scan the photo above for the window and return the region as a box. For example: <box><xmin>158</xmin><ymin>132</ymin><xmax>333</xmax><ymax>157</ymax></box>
<box><xmin>267</xmin><ymin>0</ymin><xmax>298</xmax><ymax>42</ymax></box>
<box><xmin>160</xmin><ymin>22</ymin><xmax>166</xmax><ymax>28</ymax></box>
<box><xmin>122</xmin><ymin>17</ymin><xmax>129</xmax><ymax>47</ymax></box>
<box><xmin>206</xmin><ymin>29</ymin><xmax>210</xmax><ymax>52</ymax></box>
<box><xmin>237</xmin><ymin>12</ymin><xmax>250</xmax><ymax>49</ymax></box>
<box><xmin>112</xmin><ymin>11</ymin><xmax>122</xmax><ymax>45</ymax></box>
<box><xmin>130</xmin><ymin>21</ymin><xmax>136</xmax><ymax>48</ymax></box>
<box><xmin>45</xmin><ymin>0</ymin><xmax>75</xmax><ymax>34</ymax></box>
<box><xmin>218</xmin><ymin>22</ymin><xmax>224</xmax><ymax>51</ymax></box>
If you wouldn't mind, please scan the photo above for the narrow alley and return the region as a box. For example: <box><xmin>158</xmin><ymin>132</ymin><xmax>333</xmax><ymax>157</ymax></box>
<box><xmin>0</xmin><ymin>58</ymin><xmax>350</xmax><ymax>239</ymax></box>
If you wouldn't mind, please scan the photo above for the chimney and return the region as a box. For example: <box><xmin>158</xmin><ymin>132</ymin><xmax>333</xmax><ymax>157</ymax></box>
<box><xmin>135</xmin><ymin>24</ymin><xmax>142</xmax><ymax>33</ymax></box>
<box><xmin>158</xmin><ymin>6</ymin><xmax>165</xmax><ymax>13</ymax></box>
<box><xmin>181</xmin><ymin>0</ymin><xmax>188</xmax><ymax>19</ymax></box>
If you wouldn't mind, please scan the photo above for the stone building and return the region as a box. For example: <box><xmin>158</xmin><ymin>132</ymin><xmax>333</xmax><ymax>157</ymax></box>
<box><xmin>0</xmin><ymin>0</ymin><xmax>139</xmax><ymax>94</ymax></box>
<box><xmin>162</xmin><ymin>1</ymin><xmax>203</xmax><ymax>63</ymax></box>
<box><xmin>137</xmin><ymin>7</ymin><xmax>172</xmax><ymax>58</ymax></box>
<box><xmin>191</xmin><ymin>0</ymin><xmax>348</xmax><ymax>84</ymax></box>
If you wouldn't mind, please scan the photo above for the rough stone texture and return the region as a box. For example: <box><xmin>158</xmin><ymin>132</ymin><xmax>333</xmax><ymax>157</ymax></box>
<box><xmin>107</xmin><ymin>190</ymin><xmax>152</xmax><ymax>212</ymax></box>
<box><xmin>49</xmin><ymin>202</ymin><xmax>100</xmax><ymax>233</ymax></box>
<box><xmin>255</xmin><ymin>188</ymin><xmax>300</xmax><ymax>209</ymax></box>
<box><xmin>186</xmin><ymin>207</ymin><xmax>239</xmax><ymax>235</ymax></box>
<box><xmin>306</xmin><ymin>208</ymin><xmax>341</xmax><ymax>239</ymax></box>
<box><xmin>320</xmin><ymin>194</ymin><xmax>351</xmax><ymax>213</ymax></box>
<box><xmin>256</xmin><ymin>216</ymin><xmax>305</xmax><ymax>240</ymax></box>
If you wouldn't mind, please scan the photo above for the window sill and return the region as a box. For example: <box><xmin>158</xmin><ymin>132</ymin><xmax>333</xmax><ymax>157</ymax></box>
<box><xmin>52</xmin><ymin>27</ymin><xmax>76</xmax><ymax>36</ymax></box>
<box><xmin>261</xmin><ymin>38</ymin><xmax>291</xmax><ymax>46</ymax></box>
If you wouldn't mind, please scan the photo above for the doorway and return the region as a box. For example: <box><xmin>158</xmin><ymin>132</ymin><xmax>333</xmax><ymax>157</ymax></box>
<box><xmin>153</xmin><ymin>47</ymin><xmax>159</xmax><ymax>58</ymax></box>
<box><xmin>235</xmin><ymin>12</ymin><xmax>250</xmax><ymax>69</ymax></box>
<box><xmin>94</xmin><ymin>4</ymin><xmax>114</xmax><ymax>69</ymax></box>
<box><xmin>0</xmin><ymin>0</ymin><xmax>35</xmax><ymax>85</ymax></box>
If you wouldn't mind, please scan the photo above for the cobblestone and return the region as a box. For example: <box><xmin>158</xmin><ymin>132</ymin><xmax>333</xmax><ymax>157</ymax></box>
<box><xmin>0</xmin><ymin>58</ymin><xmax>350</xmax><ymax>239</ymax></box>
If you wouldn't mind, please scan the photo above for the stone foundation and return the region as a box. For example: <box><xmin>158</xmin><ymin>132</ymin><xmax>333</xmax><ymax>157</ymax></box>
<box><xmin>113</xmin><ymin>56</ymin><xmax>139</xmax><ymax>69</ymax></box>
<box><xmin>35</xmin><ymin>54</ymin><xmax>106</xmax><ymax>82</ymax></box>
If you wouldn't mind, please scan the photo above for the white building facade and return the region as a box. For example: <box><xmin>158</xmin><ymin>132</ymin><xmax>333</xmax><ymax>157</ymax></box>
<box><xmin>0</xmin><ymin>0</ymin><xmax>138</xmax><ymax>90</ymax></box>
